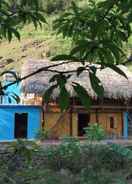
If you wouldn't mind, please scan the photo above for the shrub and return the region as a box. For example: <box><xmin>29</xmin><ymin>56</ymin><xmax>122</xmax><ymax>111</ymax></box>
<box><xmin>40</xmin><ymin>136</ymin><xmax>81</xmax><ymax>172</ymax></box>
<box><xmin>36</xmin><ymin>129</ymin><xmax>51</xmax><ymax>141</ymax></box>
<box><xmin>84</xmin><ymin>123</ymin><xmax>106</xmax><ymax>141</ymax></box>
<box><xmin>0</xmin><ymin>139</ymin><xmax>132</xmax><ymax>183</ymax></box>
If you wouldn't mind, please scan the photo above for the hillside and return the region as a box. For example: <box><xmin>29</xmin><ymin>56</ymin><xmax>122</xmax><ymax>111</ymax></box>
<box><xmin>0</xmin><ymin>21</ymin><xmax>72</xmax><ymax>73</ymax></box>
<box><xmin>0</xmin><ymin>0</ymin><xmax>132</xmax><ymax>73</ymax></box>
<box><xmin>0</xmin><ymin>0</ymin><xmax>91</xmax><ymax>73</ymax></box>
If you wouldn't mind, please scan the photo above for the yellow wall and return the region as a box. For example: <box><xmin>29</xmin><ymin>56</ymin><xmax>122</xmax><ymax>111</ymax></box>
<box><xmin>90</xmin><ymin>113</ymin><xmax>97</xmax><ymax>123</ymax></box>
<box><xmin>44</xmin><ymin>112</ymin><xmax>70</xmax><ymax>138</ymax></box>
<box><xmin>72</xmin><ymin>113</ymin><xmax>78</xmax><ymax>136</ymax></box>
<box><xmin>89</xmin><ymin>111</ymin><xmax>122</xmax><ymax>137</ymax></box>
<box><xmin>95</xmin><ymin>112</ymin><xmax>122</xmax><ymax>137</ymax></box>
<box><xmin>105</xmin><ymin>112</ymin><xmax>123</xmax><ymax>137</ymax></box>
<box><xmin>44</xmin><ymin>111</ymin><xmax>123</xmax><ymax>138</ymax></box>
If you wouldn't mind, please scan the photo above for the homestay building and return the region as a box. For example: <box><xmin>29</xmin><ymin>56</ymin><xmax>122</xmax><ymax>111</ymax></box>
<box><xmin>0</xmin><ymin>105</ymin><xmax>41</xmax><ymax>141</ymax></box>
<box><xmin>21</xmin><ymin>59</ymin><xmax>132</xmax><ymax>139</ymax></box>
<box><xmin>0</xmin><ymin>70</ymin><xmax>42</xmax><ymax>141</ymax></box>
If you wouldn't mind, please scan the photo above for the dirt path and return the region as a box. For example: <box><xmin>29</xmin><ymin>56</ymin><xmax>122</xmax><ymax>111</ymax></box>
<box><xmin>38</xmin><ymin>139</ymin><xmax>132</xmax><ymax>147</ymax></box>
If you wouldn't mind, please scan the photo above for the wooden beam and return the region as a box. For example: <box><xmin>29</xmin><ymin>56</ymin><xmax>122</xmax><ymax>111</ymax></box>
<box><xmin>73</xmin><ymin>105</ymin><xmax>132</xmax><ymax>110</ymax></box>
<box><xmin>43</xmin><ymin>104</ymin><xmax>132</xmax><ymax>113</ymax></box>
<box><xmin>69</xmin><ymin>106</ymin><xmax>73</xmax><ymax>136</ymax></box>
<box><xmin>41</xmin><ymin>99</ymin><xmax>45</xmax><ymax>129</ymax></box>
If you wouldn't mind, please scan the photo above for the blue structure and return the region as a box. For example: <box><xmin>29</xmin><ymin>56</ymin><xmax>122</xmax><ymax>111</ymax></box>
<box><xmin>1</xmin><ymin>69</ymin><xmax>21</xmax><ymax>104</ymax></box>
<box><xmin>123</xmin><ymin>112</ymin><xmax>128</xmax><ymax>139</ymax></box>
<box><xmin>3</xmin><ymin>81</ymin><xmax>21</xmax><ymax>104</ymax></box>
<box><xmin>0</xmin><ymin>105</ymin><xmax>42</xmax><ymax>141</ymax></box>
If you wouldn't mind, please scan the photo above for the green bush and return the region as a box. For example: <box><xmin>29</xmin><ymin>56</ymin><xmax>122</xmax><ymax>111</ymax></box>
<box><xmin>39</xmin><ymin>136</ymin><xmax>81</xmax><ymax>172</ymax></box>
<box><xmin>0</xmin><ymin>139</ymin><xmax>132</xmax><ymax>183</ymax></box>
<box><xmin>36</xmin><ymin>129</ymin><xmax>51</xmax><ymax>141</ymax></box>
<box><xmin>84</xmin><ymin>123</ymin><xmax>106</xmax><ymax>141</ymax></box>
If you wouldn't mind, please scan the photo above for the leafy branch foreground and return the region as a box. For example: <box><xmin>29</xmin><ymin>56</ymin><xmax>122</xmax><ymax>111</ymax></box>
<box><xmin>0</xmin><ymin>139</ymin><xmax>132</xmax><ymax>184</ymax></box>
<box><xmin>1</xmin><ymin>59</ymin><xmax>128</xmax><ymax>110</ymax></box>
<box><xmin>1</xmin><ymin>0</ymin><xmax>132</xmax><ymax>110</ymax></box>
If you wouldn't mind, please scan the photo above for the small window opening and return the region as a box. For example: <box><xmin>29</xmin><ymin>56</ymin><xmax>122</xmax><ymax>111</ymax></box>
<box><xmin>110</xmin><ymin>117</ymin><xmax>114</xmax><ymax>129</ymax></box>
<box><xmin>78</xmin><ymin>113</ymin><xmax>90</xmax><ymax>136</ymax></box>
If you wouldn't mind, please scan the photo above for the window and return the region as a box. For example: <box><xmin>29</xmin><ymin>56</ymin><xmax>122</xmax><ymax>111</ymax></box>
<box><xmin>78</xmin><ymin>113</ymin><xmax>90</xmax><ymax>136</ymax></box>
<box><xmin>110</xmin><ymin>116</ymin><xmax>115</xmax><ymax>128</ymax></box>
<box><xmin>109</xmin><ymin>116</ymin><xmax>117</xmax><ymax>129</ymax></box>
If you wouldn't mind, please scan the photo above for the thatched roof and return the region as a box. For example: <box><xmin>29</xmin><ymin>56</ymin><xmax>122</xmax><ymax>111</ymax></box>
<box><xmin>21</xmin><ymin>59</ymin><xmax>132</xmax><ymax>100</ymax></box>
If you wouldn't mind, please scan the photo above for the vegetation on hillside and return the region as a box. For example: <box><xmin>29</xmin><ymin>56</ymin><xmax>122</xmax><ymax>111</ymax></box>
<box><xmin>1</xmin><ymin>0</ymin><xmax>131</xmax><ymax>72</ymax></box>
<box><xmin>0</xmin><ymin>22</ymin><xmax>72</xmax><ymax>71</ymax></box>
<box><xmin>0</xmin><ymin>0</ymin><xmax>77</xmax><ymax>71</ymax></box>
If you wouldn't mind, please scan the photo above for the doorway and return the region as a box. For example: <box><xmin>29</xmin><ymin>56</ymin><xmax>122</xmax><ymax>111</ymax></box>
<box><xmin>14</xmin><ymin>113</ymin><xmax>28</xmax><ymax>138</ymax></box>
<box><xmin>78</xmin><ymin>113</ymin><xmax>90</xmax><ymax>136</ymax></box>
<box><xmin>128</xmin><ymin>111</ymin><xmax>132</xmax><ymax>137</ymax></box>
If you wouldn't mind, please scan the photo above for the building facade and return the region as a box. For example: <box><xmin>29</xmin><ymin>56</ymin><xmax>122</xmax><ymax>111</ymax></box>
<box><xmin>20</xmin><ymin>60</ymin><xmax>132</xmax><ymax>139</ymax></box>
<box><xmin>0</xmin><ymin>105</ymin><xmax>42</xmax><ymax>141</ymax></box>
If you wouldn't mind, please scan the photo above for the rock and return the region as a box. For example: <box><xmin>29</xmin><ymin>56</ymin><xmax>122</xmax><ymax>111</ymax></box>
<box><xmin>21</xmin><ymin>54</ymin><xmax>27</xmax><ymax>58</ymax></box>
<box><xmin>6</xmin><ymin>58</ymin><xmax>15</xmax><ymax>64</ymax></box>
<box><xmin>0</xmin><ymin>63</ymin><xmax>5</xmax><ymax>68</ymax></box>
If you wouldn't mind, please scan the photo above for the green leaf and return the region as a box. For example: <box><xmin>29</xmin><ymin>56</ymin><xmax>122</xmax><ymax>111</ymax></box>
<box><xmin>43</xmin><ymin>85</ymin><xmax>57</xmax><ymax>103</ymax></box>
<box><xmin>73</xmin><ymin>83</ymin><xmax>91</xmax><ymax>109</ymax></box>
<box><xmin>70</xmin><ymin>41</ymin><xmax>92</xmax><ymax>56</ymax></box>
<box><xmin>58</xmin><ymin>75</ymin><xmax>67</xmax><ymax>88</ymax></box>
<box><xmin>50</xmin><ymin>74</ymin><xmax>71</xmax><ymax>84</ymax></box>
<box><xmin>71</xmin><ymin>1</ymin><xmax>79</xmax><ymax>15</ymax></box>
<box><xmin>111</xmin><ymin>144</ymin><xmax>132</xmax><ymax>159</ymax></box>
<box><xmin>7</xmin><ymin>29</ymin><xmax>12</xmax><ymax>42</ymax></box>
<box><xmin>105</xmin><ymin>64</ymin><xmax>128</xmax><ymax>79</ymax></box>
<box><xmin>103</xmin><ymin>49</ymin><xmax>115</xmax><ymax>64</ymax></box>
<box><xmin>77</xmin><ymin>67</ymin><xmax>85</xmax><ymax>76</ymax></box>
<box><xmin>49</xmin><ymin>74</ymin><xmax>60</xmax><ymax>83</ymax></box>
<box><xmin>37</xmin><ymin>13</ymin><xmax>47</xmax><ymax>23</ymax></box>
<box><xmin>90</xmin><ymin>66</ymin><xmax>97</xmax><ymax>74</ymax></box>
<box><xmin>11</xmin><ymin>28</ymin><xmax>20</xmax><ymax>41</ymax></box>
<box><xmin>102</xmin><ymin>41</ymin><xmax>125</xmax><ymax>63</ymax></box>
<box><xmin>8</xmin><ymin>97</ymin><xmax>12</xmax><ymax>104</ymax></box>
<box><xmin>89</xmin><ymin>72</ymin><xmax>104</xmax><ymax>97</ymax></box>
<box><xmin>11</xmin><ymin>93</ymin><xmax>20</xmax><ymax>103</ymax></box>
<box><xmin>59</xmin><ymin>87</ymin><xmax>70</xmax><ymax>111</ymax></box>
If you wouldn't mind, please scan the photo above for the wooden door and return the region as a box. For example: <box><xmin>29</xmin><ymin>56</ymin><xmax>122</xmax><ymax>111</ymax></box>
<box><xmin>14</xmin><ymin>113</ymin><xmax>28</xmax><ymax>138</ymax></box>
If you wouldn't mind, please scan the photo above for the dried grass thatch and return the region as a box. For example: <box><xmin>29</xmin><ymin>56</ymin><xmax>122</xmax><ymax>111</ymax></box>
<box><xmin>21</xmin><ymin>59</ymin><xmax>132</xmax><ymax>100</ymax></box>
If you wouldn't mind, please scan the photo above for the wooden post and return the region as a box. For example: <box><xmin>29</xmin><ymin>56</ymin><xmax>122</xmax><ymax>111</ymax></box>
<box><xmin>42</xmin><ymin>98</ymin><xmax>45</xmax><ymax>129</ymax></box>
<box><xmin>69</xmin><ymin>98</ymin><xmax>73</xmax><ymax>136</ymax></box>
<box><xmin>123</xmin><ymin>112</ymin><xmax>128</xmax><ymax>139</ymax></box>
<box><xmin>69</xmin><ymin>106</ymin><xmax>73</xmax><ymax>136</ymax></box>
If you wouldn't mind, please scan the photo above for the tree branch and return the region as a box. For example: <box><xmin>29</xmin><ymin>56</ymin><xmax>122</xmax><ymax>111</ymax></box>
<box><xmin>2</xmin><ymin>61</ymin><xmax>99</xmax><ymax>91</ymax></box>
<box><xmin>2</xmin><ymin>60</ymin><xmax>76</xmax><ymax>90</ymax></box>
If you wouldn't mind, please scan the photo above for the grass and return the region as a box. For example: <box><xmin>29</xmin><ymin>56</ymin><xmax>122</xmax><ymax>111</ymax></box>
<box><xmin>0</xmin><ymin>16</ymin><xmax>72</xmax><ymax>72</ymax></box>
